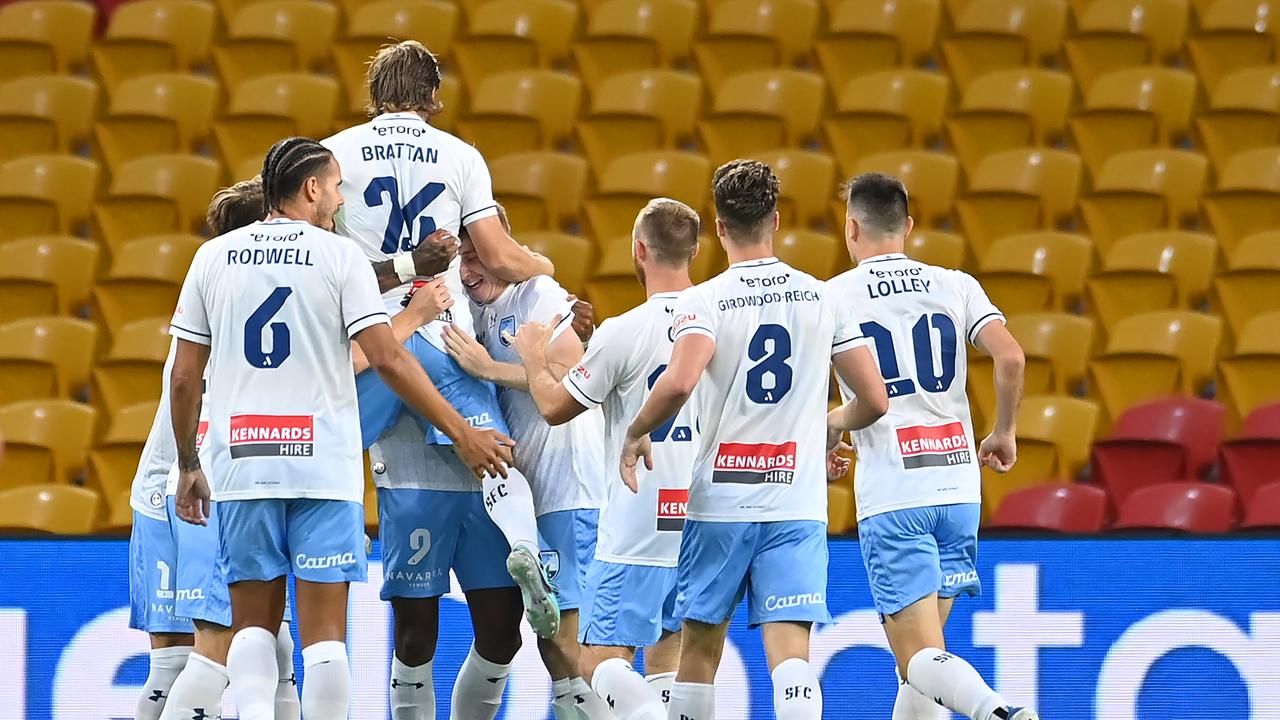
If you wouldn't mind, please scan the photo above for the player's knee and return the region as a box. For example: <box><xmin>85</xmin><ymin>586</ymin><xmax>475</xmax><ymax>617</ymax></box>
<box><xmin>473</xmin><ymin>625</ymin><xmax>521</xmax><ymax>664</ymax></box>
<box><xmin>391</xmin><ymin>614</ymin><xmax>438</xmax><ymax>666</ymax></box>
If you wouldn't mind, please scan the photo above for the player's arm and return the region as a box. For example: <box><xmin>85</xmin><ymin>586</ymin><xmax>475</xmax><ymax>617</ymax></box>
<box><xmin>369</xmin><ymin>228</ymin><xmax>458</xmax><ymax>293</ymax></box>
<box><xmin>828</xmin><ymin>345</ymin><xmax>891</xmax><ymax>436</ymax></box>
<box><xmin>620</xmin><ymin>333</ymin><xmax>714</xmax><ymax>491</ymax></box>
<box><xmin>973</xmin><ymin>321</ymin><xmax>1025</xmax><ymax>472</ymax></box>
<box><xmin>447</xmin><ymin>315</ymin><xmax>581</xmax><ymax>392</ymax></box>
<box><xmin>170</xmin><ymin>338</ymin><xmax>211</xmax><ymax>525</ymax></box>
<box><xmin>511</xmin><ymin>319</ymin><xmax>592</xmax><ymax>425</ymax></box>
<box><xmin>353</xmin><ymin>278</ymin><xmax>452</xmax><ymax>374</ymax></box>
<box><xmin>465</xmin><ymin>214</ymin><xmax>554</xmax><ymax>282</ymax></box>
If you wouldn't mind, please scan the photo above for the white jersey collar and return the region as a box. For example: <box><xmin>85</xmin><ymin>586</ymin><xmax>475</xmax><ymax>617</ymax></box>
<box><xmin>373</xmin><ymin>111</ymin><xmax>428</xmax><ymax>124</ymax></box>
<box><xmin>728</xmin><ymin>257</ymin><xmax>780</xmax><ymax>269</ymax></box>
<box><xmin>860</xmin><ymin>252</ymin><xmax>909</xmax><ymax>265</ymax></box>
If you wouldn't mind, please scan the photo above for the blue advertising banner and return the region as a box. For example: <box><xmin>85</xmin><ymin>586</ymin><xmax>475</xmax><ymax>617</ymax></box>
<box><xmin>2</xmin><ymin>538</ymin><xmax>1277</xmax><ymax>719</ymax></box>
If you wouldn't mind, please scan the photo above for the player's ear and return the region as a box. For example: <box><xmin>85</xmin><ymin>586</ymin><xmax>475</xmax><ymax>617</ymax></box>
<box><xmin>771</xmin><ymin>210</ymin><xmax>780</xmax><ymax>232</ymax></box>
<box><xmin>633</xmin><ymin>237</ymin><xmax>647</xmax><ymax>261</ymax></box>
<box><xmin>846</xmin><ymin>215</ymin><xmax>859</xmax><ymax>244</ymax></box>
<box><xmin>303</xmin><ymin>174</ymin><xmax>320</xmax><ymax>203</ymax></box>
<box><xmin>714</xmin><ymin>217</ymin><xmax>726</xmax><ymax>239</ymax></box>
<box><xmin>903</xmin><ymin>215</ymin><xmax>915</xmax><ymax>238</ymax></box>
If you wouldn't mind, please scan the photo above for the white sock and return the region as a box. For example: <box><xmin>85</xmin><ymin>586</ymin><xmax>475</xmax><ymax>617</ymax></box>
<box><xmin>391</xmin><ymin>655</ymin><xmax>436</xmax><ymax>720</ymax></box>
<box><xmin>551</xmin><ymin>677</ymin><xmax>579</xmax><ymax>720</ymax></box>
<box><xmin>644</xmin><ymin>671</ymin><xmax>675</xmax><ymax>708</ymax></box>
<box><xmin>137</xmin><ymin>646</ymin><xmax>192</xmax><ymax>719</ymax></box>
<box><xmin>301</xmin><ymin>641</ymin><xmax>351</xmax><ymax>720</ymax></box>
<box><xmin>893</xmin><ymin>671</ymin><xmax>939</xmax><ymax>720</ymax></box>
<box><xmin>227</xmin><ymin>627</ymin><xmax>279</xmax><ymax>720</ymax></box>
<box><xmin>771</xmin><ymin>658</ymin><xmax>822</xmax><ymax>719</ymax></box>
<box><xmin>907</xmin><ymin>648</ymin><xmax>1005</xmax><ymax>720</ymax></box>
<box><xmin>667</xmin><ymin>681</ymin><xmax>714</xmax><ymax>720</ymax></box>
<box><xmin>481</xmin><ymin>467</ymin><xmax>539</xmax><ymax>551</ymax></box>
<box><xmin>569</xmin><ymin>676</ymin><xmax>615</xmax><ymax>719</ymax></box>
<box><xmin>274</xmin><ymin>623</ymin><xmax>300</xmax><ymax>720</ymax></box>
<box><xmin>449</xmin><ymin>644</ymin><xmax>511</xmax><ymax>720</ymax></box>
<box><xmin>591</xmin><ymin>658</ymin><xmax>664</xmax><ymax>719</ymax></box>
<box><xmin>159</xmin><ymin>652</ymin><xmax>229</xmax><ymax>720</ymax></box>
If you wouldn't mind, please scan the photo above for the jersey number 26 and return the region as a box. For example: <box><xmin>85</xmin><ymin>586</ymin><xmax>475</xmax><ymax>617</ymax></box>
<box><xmin>365</xmin><ymin>177</ymin><xmax>446</xmax><ymax>254</ymax></box>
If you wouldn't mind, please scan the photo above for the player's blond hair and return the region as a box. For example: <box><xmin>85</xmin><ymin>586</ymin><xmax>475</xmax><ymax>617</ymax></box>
<box><xmin>206</xmin><ymin>177</ymin><xmax>265</xmax><ymax>235</ymax></box>
<box><xmin>634</xmin><ymin>198</ymin><xmax>700</xmax><ymax>266</ymax></box>
<box><xmin>366</xmin><ymin>40</ymin><xmax>444</xmax><ymax>118</ymax></box>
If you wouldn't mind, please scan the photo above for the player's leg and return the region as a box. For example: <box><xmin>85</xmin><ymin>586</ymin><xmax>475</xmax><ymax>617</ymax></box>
<box><xmin>129</xmin><ymin>510</ymin><xmax>194</xmax><ymax>720</ymax></box>
<box><xmin>275</xmin><ymin>591</ymin><xmax>301</xmax><ymax>720</ymax></box>
<box><xmin>641</xmin><ymin>628</ymin><xmax>681</xmax><ymax>709</ymax></box>
<box><xmin>749</xmin><ymin>521</ymin><xmax>831</xmax><ymax>720</ymax></box>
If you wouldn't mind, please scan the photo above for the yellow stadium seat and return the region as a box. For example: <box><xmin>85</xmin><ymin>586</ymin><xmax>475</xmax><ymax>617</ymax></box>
<box><xmin>815</xmin><ymin>0</ymin><xmax>942</xmax><ymax>89</ymax></box>
<box><xmin>1213</xmin><ymin>230</ymin><xmax>1280</xmax><ymax>343</ymax></box>
<box><xmin>92</xmin><ymin>236</ymin><xmax>202</xmax><ymax>336</ymax></box>
<box><xmin>944</xmin><ymin>68</ymin><xmax>1073</xmax><ymax>173</ymax></box>
<box><xmin>0</xmin><ymin>155</ymin><xmax>98</xmax><ymax>241</ymax></box>
<box><xmin>586</xmin><ymin>237</ymin><xmax>648</xmax><ymax>320</ymax></box>
<box><xmin>489</xmin><ymin>152</ymin><xmax>588</xmax><ymax>232</ymax></box>
<box><xmin>0</xmin><ymin>75</ymin><xmax>97</xmax><ymax>163</ymax></box>
<box><xmin>214</xmin><ymin>1</ymin><xmax>339</xmax><ymax>89</ymax></box>
<box><xmin>975</xmin><ymin>231</ymin><xmax>1092</xmax><ymax>314</ymax></box>
<box><xmin>0</xmin><ymin>484</ymin><xmax>100</xmax><ymax>534</ymax></box>
<box><xmin>0</xmin><ymin>317</ymin><xmax>95</xmax><ymax>406</ymax></box>
<box><xmin>1070</xmin><ymin>67</ymin><xmax>1199</xmax><ymax>174</ymax></box>
<box><xmin>521</xmin><ymin>232</ymin><xmax>594</xmax><ymax>296</ymax></box>
<box><xmin>1201</xmin><ymin>147</ymin><xmax>1280</xmax><ymax>255</ymax></box>
<box><xmin>1086</xmin><ymin>231</ymin><xmax>1217</xmax><ymax>334</ymax></box>
<box><xmin>1064</xmin><ymin>0</ymin><xmax>1190</xmax><ymax>93</ymax></box>
<box><xmin>940</xmin><ymin>0</ymin><xmax>1068</xmax><ymax>92</ymax></box>
<box><xmin>1220</xmin><ymin>312</ymin><xmax>1280</xmax><ymax>421</ymax></box>
<box><xmin>822</xmin><ymin>70</ymin><xmax>949</xmax><ymax>173</ymax></box>
<box><xmin>92</xmin><ymin>0</ymin><xmax>214</xmax><ymax>92</ymax></box>
<box><xmin>904</xmin><ymin>229</ymin><xmax>967</xmax><ymax>269</ymax></box>
<box><xmin>699</xmin><ymin>70</ymin><xmax>825</xmax><ymax>166</ymax></box>
<box><xmin>584</xmin><ymin>151</ymin><xmax>712</xmax><ymax>241</ymax></box>
<box><xmin>93</xmin><ymin>74</ymin><xmax>219</xmax><ymax>171</ymax></box>
<box><xmin>852</xmin><ymin>151</ymin><xmax>960</xmax><ymax>230</ymax></box>
<box><xmin>1187</xmin><ymin>0</ymin><xmax>1280</xmax><ymax>92</ymax></box>
<box><xmin>954</xmin><ymin>148</ymin><xmax>1082</xmax><ymax>258</ymax></box>
<box><xmin>88</xmin><ymin>401</ymin><xmax>159</xmax><ymax>501</ymax></box>
<box><xmin>1078</xmin><ymin>149</ymin><xmax>1209</xmax><ymax>254</ymax></box>
<box><xmin>980</xmin><ymin>395</ymin><xmax>1099</xmax><ymax>519</ymax></box>
<box><xmin>455</xmin><ymin>70</ymin><xmax>582</xmax><ymax>160</ymax></box>
<box><xmin>1088</xmin><ymin>311</ymin><xmax>1222</xmax><ymax>422</ymax></box>
<box><xmin>0</xmin><ymin>237</ymin><xmax>97</xmax><ymax>324</ymax></box>
<box><xmin>572</xmin><ymin>0</ymin><xmax>699</xmax><ymax>91</ymax></box>
<box><xmin>827</xmin><ymin>483</ymin><xmax>854</xmax><ymax>534</ymax></box>
<box><xmin>90</xmin><ymin>317</ymin><xmax>172</xmax><ymax>417</ymax></box>
<box><xmin>214</xmin><ymin>74</ymin><xmax>340</xmax><ymax>172</ymax></box>
<box><xmin>749</xmin><ymin>150</ymin><xmax>837</xmax><ymax>229</ymax></box>
<box><xmin>773</xmin><ymin>229</ymin><xmax>841</xmax><ymax>279</ymax></box>
<box><xmin>0</xmin><ymin>1</ymin><xmax>95</xmax><ymax>81</ymax></box>
<box><xmin>692</xmin><ymin>0</ymin><xmax>819</xmax><ymax>90</ymax></box>
<box><xmin>1196</xmin><ymin>66</ymin><xmax>1280</xmax><ymax>173</ymax></box>
<box><xmin>99</xmin><ymin>488</ymin><xmax>133</xmax><ymax>533</ymax></box>
<box><xmin>575</xmin><ymin>70</ymin><xmax>702</xmax><ymax>174</ymax></box>
<box><xmin>0</xmin><ymin>400</ymin><xmax>95</xmax><ymax>489</ymax></box>
<box><xmin>1007</xmin><ymin>312</ymin><xmax>1095</xmax><ymax>393</ymax></box>
<box><xmin>454</xmin><ymin>0</ymin><xmax>579</xmax><ymax>89</ymax></box>
<box><xmin>333</xmin><ymin>1</ymin><xmax>461</xmax><ymax>116</ymax></box>
<box><xmin>94</xmin><ymin>156</ymin><xmax>221</xmax><ymax>250</ymax></box>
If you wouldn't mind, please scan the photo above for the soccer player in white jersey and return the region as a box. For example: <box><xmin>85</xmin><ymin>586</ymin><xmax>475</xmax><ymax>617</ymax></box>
<box><xmin>169</xmin><ymin>137</ymin><xmax>513</xmax><ymax>720</ymax></box>
<box><xmin>321</xmin><ymin>40</ymin><xmax>559</xmax><ymax>720</ymax></box>
<box><xmin>826</xmin><ymin>174</ymin><xmax>1035</xmax><ymax>720</ymax></box>
<box><xmin>512</xmin><ymin>199</ymin><xmax>703</xmax><ymax>720</ymax></box>
<box><xmin>620</xmin><ymin>162</ymin><xmax>890</xmax><ymax>720</ymax></box>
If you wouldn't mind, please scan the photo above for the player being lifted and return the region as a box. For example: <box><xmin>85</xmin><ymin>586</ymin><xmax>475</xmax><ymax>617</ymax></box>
<box><xmin>170</xmin><ymin>137</ymin><xmax>512</xmax><ymax>720</ymax></box>
<box><xmin>621</xmin><ymin>162</ymin><xmax>890</xmax><ymax>720</ymax></box>
<box><xmin>826</xmin><ymin>174</ymin><xmax>1035</xmax><ymax>720</ymax></box>
<box><xmin>512</xmin><ymin>199</ymin><xmax>704</xmax><ymax>720</ymax></box>
<box><xmin>322</xmin><ymin>40</ymin><xmax>559</xmax><ymax>720</ymax></box>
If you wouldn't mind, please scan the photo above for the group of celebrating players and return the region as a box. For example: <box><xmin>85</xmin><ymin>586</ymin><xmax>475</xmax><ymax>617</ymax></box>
<box><xmin>125</xmin><ymin>39</ymin><xmax>1038</xmax><ymax>720</ymax></box>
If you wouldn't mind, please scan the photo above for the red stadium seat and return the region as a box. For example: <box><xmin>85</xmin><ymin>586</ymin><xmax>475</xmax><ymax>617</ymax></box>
<box><xmin>1241</xmin><ymin>481</ymin><xmax>1280</xmax><ymax>529</ymax></box>
<box><xmin>988</xmin><ymin>483</ymin><xmax>1108</xmax><ymax>532</ymax></box>
<box><xmin>1089</xmin><ymin>397</ymin><xmax>1226</xmax><ymax>510</ymax></box>
<box><xmin>1218</xmin><ymin>404</ymin><xmax>1280</xmax><ymax>512</ymax></box>
<box><xmin>1113</xmin><ymin>482</ymin><xmax>1236</xmax><ymax>533</ymax></box>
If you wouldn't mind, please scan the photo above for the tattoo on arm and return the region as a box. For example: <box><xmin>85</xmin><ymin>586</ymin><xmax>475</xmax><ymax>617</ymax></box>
<box><xmin>176</xmin><ymin>395</ymin><xmax>202</xmax><ymax>472</ymax></box>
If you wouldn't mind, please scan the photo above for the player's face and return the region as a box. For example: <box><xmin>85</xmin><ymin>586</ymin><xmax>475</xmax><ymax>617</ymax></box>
<box><xmin>314</xmin><ymin>158</ymin><xmax>344</xmax><ymax>231</ymax></box>
<box><xmin>459</xmin><ymin>237</ymin><xmax>504</xmax><ymax>303</ymax></box>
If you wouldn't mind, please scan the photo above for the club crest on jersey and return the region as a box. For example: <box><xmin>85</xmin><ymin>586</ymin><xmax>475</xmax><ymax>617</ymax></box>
<box><xmin>712</xmin><ymin>441</ymin><xmax>796</xmax><ymax>485</ymax></box>
<box><xmin>896</xmin><ymin>422</ymin><xmax>972</xmax><ymax>469</ymax></box>
<box><xmin>540</xmin><ymin>550</ymin><xmax>560</xmax><ymax>581</ymax></box>
<box><xmin>656</xmin><ymin>488</ymin><xmax>688</xmax><ymax>531</ymax></box>
<box><xmin>228</xmin><ymin>414</ymin><xmax>314</xmax><ymax>458</ymax></box>
<box><xmin>498</xmin><ymin>315</ymin><xmax>517</xmax><ymax>346</ymax></box>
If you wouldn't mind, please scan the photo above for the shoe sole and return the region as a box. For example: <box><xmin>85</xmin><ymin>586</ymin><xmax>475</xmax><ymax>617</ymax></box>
<box><xmin>1010</xmin><ymin>710</ymin><xmax>1040</xmax><ymax>720</ymax></box>
<box><xmin>507</xmin><ymin>549</ymin><xmax>561</xmax><ymax>639</ymax></box>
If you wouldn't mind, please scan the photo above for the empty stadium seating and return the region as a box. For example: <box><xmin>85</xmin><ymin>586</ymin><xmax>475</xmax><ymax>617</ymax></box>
<box><xmin>0</xmin><ymin>1</ymin><xmax>96</xmax><ymax>81</ymax></box>
<box><xmin>1214</xmin><ymin>231</ymin><xmax>1280</xmax><ymax>342</ymax></box>
<box><xmin>815</xmin><ymin>0</ymin><xmax>941</xmax><ymax>89</ymax></box>
<box><xmin>0</xmin><ymin>484</ymin><xmax>100</xmax><ymax>534</ymax></box>
<box><xmin>0</xmin><ymin>75</ymin><xmax>98</xmax><ymax>163</ymax></box>
<box><xmin>0</xmin><ymin>317</ymin><xmax>96</xmax><ymax>407</ymax></box>
<box><xmin>1085</xmin><ymin>231</ymin><xmax>1217</xmax><ymax>333</ymax></box>
<box><xmin>1089</xmin><ymin>311</ymin><xmax>1222</xmax><ymax>423</ymax></box>
<box><xmin>1219</xmin><ymin>312</ymin><xmax>1280</xmax><ymax>422</ymax></box>
<box><xmin>0</xmin><ymin>400</ymin><xmax>96</xmax><ymax>490</ymax></box>
<box><xmin>1196</xmin><ymin>66</ymin><xmax>1280</xmax><ymax>172</ymax></box>
<box><xmin>1113</xmin><ymin>482</ymin><xmax>1236</xmax><ymax>533</ymax></box>
<box><xmin>0</xmin><ymin>237</ymin><xmax>98</xmax><ymax>324</ymax></box>
<box><xmin>988</xmin><ymin>483</ymin><xmax>1108</xmax><ymax>532</ymax></box>
<box><xmin>981</xmin><ymin>395</ymin><xmax>1099</xmax><ymax>520</ymax></box>
<box><xmin>92</xmin><ymin>0</ymin><xmax>215</xmax><ymax>91</ymax></box>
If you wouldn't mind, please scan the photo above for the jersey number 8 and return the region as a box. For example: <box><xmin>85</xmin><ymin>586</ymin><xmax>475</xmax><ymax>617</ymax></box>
<box><xmin>746</xmin><ymin>324</ymin><xmax>793</xmax><ymax>404</ymax></box>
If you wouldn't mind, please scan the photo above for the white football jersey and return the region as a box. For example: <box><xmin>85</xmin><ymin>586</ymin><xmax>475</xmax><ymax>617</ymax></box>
<box><xmin>474</xmin><ymin>275</ymin><xmax>605</xmax><ymax>516</ymax></box>
<box><xmin>323</xmin><ymin>112</ymin><xmax>499</xmax><ymax>349</ymax></box>
<box><xmin>129</xmin><ymin>338</ymin><xmax>180</xmax><ymax>520</ymax></box>
<box><xmin>672</xmin><ymin>258</ymin><xmax>865</xmax><ymax>523</ymax></box>
<box><xmin>169</xmin><ymin>218</ymin><xmax>391</xmax><ymax>503</ymax></box>
<box><xmin>827</xmin><ymin>253</ymin><xmax>1004</xmax><ymax>521</ymax></box>
<box><xmin>564</xmin><ymin>292</ymin><xmax>697</xmax><ymax>566</ymax></box>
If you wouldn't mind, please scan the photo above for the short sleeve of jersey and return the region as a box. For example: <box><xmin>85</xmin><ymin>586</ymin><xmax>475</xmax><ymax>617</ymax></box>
<box><xmin>459</xmin><ymin>146</ymin><xmax>499</xmax><ymax>227</ymax></box>
<box><xmin>340</xmin><ymin>245</ymin><xmax>392</xmax><ymax>338</ymax></box>
<box><xmin>563</xmin><ymin>318</ymin><xmax>623</xmax><ymax>409</ymax></box>
<box><xmin>828</xmin><ymin>281</ymin><xmax>868</xmax><ymax>357</ymax></box>
<box><xmin>670</xmin><ymin>287</ymin><xmax>715</xmax><ymax>342</ymax></box>
<box><xmin>169</xmin><ymin>246</ymin><xmax>212</xmax><ymax>346</ymax></box>
<box><xmin>522</xmin><ymin>276</ymin><xmax>576</xmax><ymax>343</ymax></box>
<box><xmin>960</xmin><ymin>271</ymin><xmax>1005</xmax><ymax>346</ymax></box>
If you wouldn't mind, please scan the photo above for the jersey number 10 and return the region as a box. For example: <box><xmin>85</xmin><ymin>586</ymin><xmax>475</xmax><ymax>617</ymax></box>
<box><xmin>859</xmin><ymin>313</ymin><xmax>957</xmax><ymax>396</ymax></box>
<box><xmin>365</xmin><ymin>176</ymin><xmax>446</xmax><ymax>254</ymax></box>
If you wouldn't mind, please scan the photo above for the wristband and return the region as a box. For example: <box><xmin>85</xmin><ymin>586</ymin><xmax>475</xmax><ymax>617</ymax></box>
<box><xmin>393</xmin><ymin>253</ymin><xmax>417</xmax><ymax>283</ymax></box>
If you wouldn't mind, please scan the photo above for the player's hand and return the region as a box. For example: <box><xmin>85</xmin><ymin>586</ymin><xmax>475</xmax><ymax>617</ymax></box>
<box><xmin>566</xmin><ymin>295</ymin><xmax>595</xmax><ymax>343</ymax></box>
<box><xmin>825</xmin><ymin>408</ymin><xmax>847</xmax><ymax>452</ymax></box>
<box><xmin>412</xmin><ymin>228</ymin><xmax>458</xmax><ymax>276</ymax></box>
<box><xmin>979</xmin><ymin>430</ymin><xmax>1017</xmax><ymax>473</ymax></box>
<box><xmin>509</xmin><ymin>318</ymin><xmax>556</xmax><ymax>363</ymax></box>
<box><xmin>405</xmin><ymin>278</ymin><xmax>453</xmax><ymax>325</ymax></box>
<box><xmin>619</xmin><ymin>432</ymin><xmax>653</xmax><ymax>493</ymax></box>
<box><xmin>826</xmin><ymin>442</ymin><xmax>852</xmax><ymax>482</ymax></box>
<box><xmin>455</xmin><ymin>427</ymin><xmax>515</xmax><ymax>481</ymax></box>
<box><xmin>175</xmin><ymin>468</ymin><xmax>212</xmax><ymax>526</ymax></box>
<box><xmin>522</xmin><ymin>246</ymin><xmax>555</xmax><ymax>275</ymax></box>
<box><xmin>443</xmin><ymin>323</ymin><xmax>494</xmax><ymax>379</ymax></box>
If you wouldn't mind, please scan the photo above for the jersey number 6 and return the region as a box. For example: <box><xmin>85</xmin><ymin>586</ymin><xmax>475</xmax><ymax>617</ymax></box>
<box><xmin>647</xmin><ymin>365</ymin><xmax>694</xmax><ymax>443</ymax></box>
<box><xmin>244</xmin><ymin>286</ymin><xmax>293</xmax><ymax>368</ymax></box>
